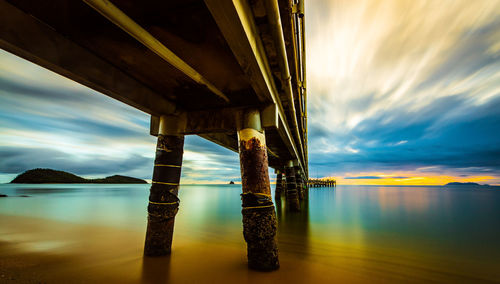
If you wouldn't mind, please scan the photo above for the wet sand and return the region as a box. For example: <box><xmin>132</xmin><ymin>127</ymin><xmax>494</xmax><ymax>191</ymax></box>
<box><xmin>0</xmin><ymin>215</ymin><xmax>359</xmax><ymax>284</ymax></box>
<box><xmin>1</xmin><ymin>214</ymin><xmax>498</xmax><ymax>283</ymax></box>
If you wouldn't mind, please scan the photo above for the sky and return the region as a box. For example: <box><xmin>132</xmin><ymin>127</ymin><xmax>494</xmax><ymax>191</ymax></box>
<box><xmin>1</xmin><ymin>0</ymin><xmax>500</xmax><ymax>185</ymax></box>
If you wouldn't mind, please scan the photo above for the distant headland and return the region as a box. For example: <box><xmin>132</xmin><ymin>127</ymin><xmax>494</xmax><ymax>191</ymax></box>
<box><xmin>10</xmin><ymin>169</ymin><xmax>147</xmax><ymax>184</ymax></box>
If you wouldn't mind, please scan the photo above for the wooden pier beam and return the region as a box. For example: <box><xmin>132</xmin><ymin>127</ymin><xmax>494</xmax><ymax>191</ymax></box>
<box><xmin>144</xmin><ymin>115</ymin><xmax>184</xmax><ymax>256</ymax></box>
<box><xmin>285</xmin><ymin>161</ymin><xmax>300</xmax><ymax>211</ymax></box>
<box><xmin>238</xmin><ymin>109</ymin><xmax>279</xmax><ymax>271</ymax></box>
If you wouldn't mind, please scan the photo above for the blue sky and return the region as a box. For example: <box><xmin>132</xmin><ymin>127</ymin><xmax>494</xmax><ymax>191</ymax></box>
<box><xmin>1</xmin><ymin>0</ymin><xmax>500</xmax><ymax>184</ymax></box>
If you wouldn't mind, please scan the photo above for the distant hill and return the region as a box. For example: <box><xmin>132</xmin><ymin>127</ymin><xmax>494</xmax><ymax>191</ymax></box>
<box><xmin>10</xmin><ymin>169</ymin><xmax>147</xmax><ymax>184</ymax></box>
<box><xmin>445</xmin><ymin>182</ymin><xmax>482</xmax><ymax>186</ymax></box>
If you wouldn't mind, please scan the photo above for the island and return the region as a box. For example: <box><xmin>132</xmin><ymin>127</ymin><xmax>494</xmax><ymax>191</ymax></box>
<box><xmin>445</xmin><ymin>182</ymin><xmax>489</xmax><ymax>186</ymax></box>
<box><xmin>10</xmin><ymin>169</ymin><xmax>147</xmax><ymax>184</ymax></box>
<box><xmin>229</xmin><ymin>181</ymin><xmax>235</xmax><ymax>184</ymax></box>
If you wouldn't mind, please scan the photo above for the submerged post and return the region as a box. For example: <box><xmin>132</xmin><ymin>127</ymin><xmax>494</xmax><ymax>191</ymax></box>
<box><xmin>144</xmin><ymin>115</ymin><xmax>184</xmax><ymax>256</ymax></box>
<box><xmin>238</xmin><ymin>109</ymin><xmax>279</xmax><ymax>271</ymax></box>
<box><xmin>285</xmin><ymin>161</ymin><xmax>300</xmax><ymax>211</ymax></box>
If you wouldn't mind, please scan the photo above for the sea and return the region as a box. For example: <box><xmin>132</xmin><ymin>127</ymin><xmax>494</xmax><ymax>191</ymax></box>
<box><xmin>0</xmin><ymin>184</ymin><xmax>499</xmax><ymax>283</ymax></box>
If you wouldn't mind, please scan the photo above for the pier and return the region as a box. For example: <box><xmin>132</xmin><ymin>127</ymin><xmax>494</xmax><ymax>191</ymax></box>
<box><xmin>0</xmin><ymin>0</ymin><xmax>308</xmax><ymax>271</ymax></box>
<box><xmin>308</xmin><ymin>178</ymin><xmax>336</xmax><ymax>187</ymax></box>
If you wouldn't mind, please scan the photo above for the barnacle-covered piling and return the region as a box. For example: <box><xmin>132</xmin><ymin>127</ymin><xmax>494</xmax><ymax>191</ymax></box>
<box><xmin>238</xmin><ymin>110</ymin><xmax>279</xmax><ymax>271</ymax></box>
<box><xmin>144</xmin><ymin>116</ymin><xmax>184</xmax><ymax>256</ymax></box>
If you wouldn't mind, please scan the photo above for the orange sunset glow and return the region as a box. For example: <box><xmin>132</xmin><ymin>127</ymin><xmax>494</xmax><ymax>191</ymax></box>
<box><xmin>336</xmin><ymin>173</ymin><xmax>498</xmax><ymax>186</ymax></box>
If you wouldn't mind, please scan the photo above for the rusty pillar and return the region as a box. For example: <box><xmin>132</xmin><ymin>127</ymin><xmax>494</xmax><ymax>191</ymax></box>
<box><xmin>238</xmin><ymin>109</ymin><xmax>279</xmax><ymax>271</ymax></box>
<box><xmin>275</xmin><ymin>170</ymin><xmax>283</xmax><ymax>199</ymax></box>
<box><xmin>285</xmin><ymin>162</ymin><xmax>300</xmax><ymax>211</ymax></box>
<box><xmin>144</xmin><ymin>115</ymin><xmax>184</xmax><ymax>256</ymax></box>
<box><xmin>300</xmin><ymin>172</ymin><xmax>308</xmax><ymax>199</ymax></box>
<box><xmin>295</xmin><ymin>167</ymin><xmax>304</xmax><ymax>200</ymax></box>
<box><xmin>283</xmin><ymin>173</ymin><xmax>288</xmax><ymax>198</ymax></box>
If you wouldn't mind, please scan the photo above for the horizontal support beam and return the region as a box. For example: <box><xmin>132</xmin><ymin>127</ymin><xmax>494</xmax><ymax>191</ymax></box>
<box><xmin>261</xmin><ymin>104</ymin><xmax>279</xmax><ymax>129</ymax></box>
<box><xmin>151</xmin><ymin>106</ymin><xmax>282</xmax><ymax>164</ymax></box>
<box><xmin>150</xmin><ymin>105</ymin><xmax>278</xmax><ymax>136</ymax></box>
<box><xmin>0</xmin><ymin>0</ymin><xmax>176</xmax><ymax>116</ymax></box>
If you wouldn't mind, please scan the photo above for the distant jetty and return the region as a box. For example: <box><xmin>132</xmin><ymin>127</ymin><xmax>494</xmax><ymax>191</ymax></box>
<box><xmin>10</xmin><ymin>169</ymin><xmax>147</xmax><ymax>184</ymax></box>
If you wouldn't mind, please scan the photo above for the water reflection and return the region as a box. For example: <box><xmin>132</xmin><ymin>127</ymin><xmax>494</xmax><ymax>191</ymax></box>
<box><xmin>15</xmin><ymin>187</ymin><xmax>75</xmax><ymax>194</ymax></box>
<box><xmin>141</xmin><ymin>256</ymin><xmax>171</xmax><ymax>283</ymax></box>
<box><xmin>375</xmin><ymin>187</ymin><xmax>434</xmax><ymax>212</ymax></box>
<box><xmin>275</xmin><ymin>192</ymin><xmax>310</xmax><ymax>258</ymax></box>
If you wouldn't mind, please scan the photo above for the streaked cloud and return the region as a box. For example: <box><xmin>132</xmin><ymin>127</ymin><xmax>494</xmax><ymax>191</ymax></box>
<box><xmin>0</xmin><ymin>49</ymin><xmax>240</xmax><ymax>183</ymax></box>
<box><xmin>306</xmin><ymin>0</ymin><xmax>500</xmax><ymax>184</ymax></box>
<box><xmin>1</xmin><ymin>1</ymin><xmax>500</xmax><ymax>185</ymax></box>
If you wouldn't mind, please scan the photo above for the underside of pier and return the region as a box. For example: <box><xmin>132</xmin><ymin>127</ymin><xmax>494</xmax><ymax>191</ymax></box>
<box><xmin>0</xmin><ymin>0</ymin><xmax>308</xmax><ymax>271</ymax></box>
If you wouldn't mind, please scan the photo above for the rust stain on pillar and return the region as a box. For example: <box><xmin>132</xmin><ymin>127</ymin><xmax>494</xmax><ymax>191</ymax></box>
<box><xmin>238</xmin><ymin>127</ymin><xmax>279</xmax><ymax>271</ymax></box>
<box><xmin>144</xmin><ymin>134</ymin><xmax>184</xmax><ymax>256</ymax></box>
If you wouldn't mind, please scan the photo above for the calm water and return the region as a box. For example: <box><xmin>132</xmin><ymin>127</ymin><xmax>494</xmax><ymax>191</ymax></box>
<box><xmin>1</xmin><ymin>184</ymin><xmax>499</xmax><ymax>282</ymax></box>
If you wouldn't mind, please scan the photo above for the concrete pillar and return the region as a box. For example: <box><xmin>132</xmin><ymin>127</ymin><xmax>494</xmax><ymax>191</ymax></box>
<box><xmin>285</xmin><ymin>161</ymin><xmax>300</xmax><ymax>211</ymax></box>
<box><xmin>237</xmin><ymin>109</ymin><xmax>279</xmax><ymax>271</ymax></box>
<box><xmin>144</xmin><ymin>115</ymin><xmax>184</xmax><ymax>256</ymax></box>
